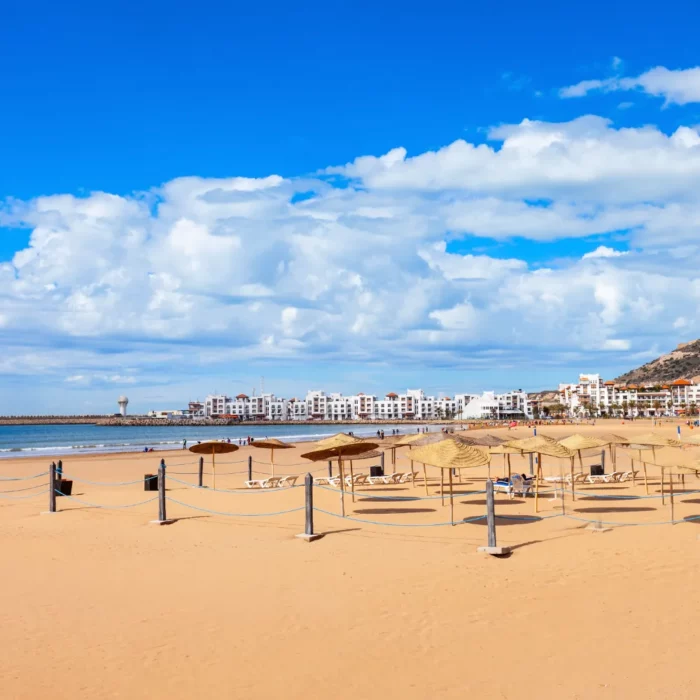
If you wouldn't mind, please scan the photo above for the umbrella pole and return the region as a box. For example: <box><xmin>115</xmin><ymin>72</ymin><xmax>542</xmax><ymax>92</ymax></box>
<box><xmin>534</xmin><ymin>453</ymin><xmax>541</xmax><ymax>513</ymax></box>
<box><xmin>660</xmin><ymin>467</ymin><xmax>664</xmax><ymax>505</ymax></box>
<box><xmin>349</xmin><ymin>460</ymin><xmax>355</xmax><ymax>503</ymax></box>
<box><xmin>507</xmin><ymin>454</ymin><xmax>511</xmax><ymax>481</ymax></box>
<box><xmin>578</xmin><ymin>451</ymin><xmax>584</xmax><ymax>477</ymax></box>
<box><xmin>339</xmin><ymin>457</ymin><xmax>345</xmax><ymax>517</ymax></box>
<box><xmin>570</xmin><ymin>456</ymin><xmax>575</xmax><ymax>502</ymax></box>
<box><xmin>271</xmin><ymin>449</ymin><xmax>275</xmax><ymax>478</ymax></box>
<box><xmin>669</xmin><ymin>470</ymin><xmax>675</xmax><ymax>523</ymax></box>
<box><xmin>410</xmin><ymin>458</ymin><xmax>415</xmax><ymax>487</ymax></box>
<box><xmin>643</xmin><ymin>461</ymin><xmax>649</xmax><ymax>495</ymax></box>
<box><xmin>440</xmin><ymin>469</ymin><xmax>445</xmax><ymax>506</ymax></box>
<box><xmin>423</xmin><ymin>463</ymin><xmax>428</xmax><ymax>496</ymax></box>
<box><xmin>212</xmin><ymin>449</ymin><xmax>216</xmax><ymax>491</ymax></box>
<box><xmin>449</xmin><ymin>468</ymin><xmax>454</xmax><ymax>525</ymax></box>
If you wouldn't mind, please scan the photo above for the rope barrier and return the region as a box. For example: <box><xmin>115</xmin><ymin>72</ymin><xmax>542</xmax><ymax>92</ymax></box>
<box><xmin>312</xmin><ymin>507</ymin><xmax>486</xmax><ymax>527</ymax></box>
<box><xmin>570</xmin><ymin>488</ymin><xmax>700</xmax><ymax>500</ymax></box>
<box><xmin>55</xmin><ymin>492</ymin><xmax>160</xmax><ymax>509</ymax></box>
<box><xmin>166</xmin><ymin>476</ymin><xmax>303</xmax><ymax>494</ymax></box>
<box><xmin>313</xmin><ymin>483</ymin><xmax>487</xmax><ymax>501</ymax></box>
<box><xmin>166</xmin><ymin>497</ymin><xmax>305</xmax><ymax>518</ymax></box>
<box><xmin>0</xmin><ymin>481</ymin><xmax>49</xmax><ymax>493</ymax></box>
<box><xmin>66</xmin><ymin>475</ymin><xmax>150</xmax><ymax>487</ymax></box>
<box><xmin>0</xmin><ymin>489</ymin><xmax>48</xmax><ymax>500</ymax></box>
<box><xmin>0</xmin><ymin>471</ymin><xmax>49</xmax><ymax>481</ymax></box>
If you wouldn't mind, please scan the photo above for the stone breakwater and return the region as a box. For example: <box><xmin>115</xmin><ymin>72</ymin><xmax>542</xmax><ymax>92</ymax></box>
<box><xmin>0</xmin><ymin>416</ymin><xmax>108</xmax><ymax>426</ymax></box>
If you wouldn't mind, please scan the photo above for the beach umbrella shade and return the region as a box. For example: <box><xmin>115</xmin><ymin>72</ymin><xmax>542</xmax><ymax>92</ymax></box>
<box><xmin>623</xmin><ymin>433</ymin><xmax>684</xmax><ymax>493</ymax></box>
<box><xmin>301</xmin><ymin>434</ymin><xmax>379</xmax><ymax>514</ymax></box>
<box><xmin>410</xmin><ymin>438</ymin><xmax>490</xmax><ymax>524</ymax></box>
<box><xmin>251</xmin><ymin>438</ymin><xmax>294</xmax><ymax>478</ymax></box>
<box><xmin>393</xmin><ymin>432</ymin><xmax>446</xmax><ymax>491</ymax></box>
<box><xmin>559</xmin><ymin>434</ymin><xmax>609</xmax><ymax>489</ymax></box>
<box><xmin>188</xmin><ymin>441</ymin><xmax>239</xmax><ymax>489</ymax></box>
<box><xmin>504</xmin><ymin>435</ymin><xmax>575</xmax><ymax>511</ymax></box>
<box><xmin>639</xmin><ymin>447</ymin><xmax>700</xmax><ymax>514</ymax></box>
<box><xmin>596</xmin><ymin>433</ymin><xmax>631</xmax><ymax>470</ymax></box>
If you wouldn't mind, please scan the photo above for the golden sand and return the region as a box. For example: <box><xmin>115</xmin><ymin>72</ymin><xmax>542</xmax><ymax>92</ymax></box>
<box><xmin>1</xmin><ymin>419</ymin><xmax>699</xmax><ymax>699</ymax></box>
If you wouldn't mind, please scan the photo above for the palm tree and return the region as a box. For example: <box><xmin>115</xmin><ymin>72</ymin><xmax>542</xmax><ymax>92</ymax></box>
<box><xmin>621</xmin><ymin>400</ymin><xmax>629</xmax><ymax>417</ymax></box>
<box><xmin>652</xmin><ymin>400</ymin><xmax>662</xmax><ymax>416</ymax></box>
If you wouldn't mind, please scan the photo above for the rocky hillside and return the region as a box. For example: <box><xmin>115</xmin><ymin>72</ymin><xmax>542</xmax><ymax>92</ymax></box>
<box><xmin>616</xmin><ymin>340</ymin><xmax>700</xmax><ymax>384</ymax></box>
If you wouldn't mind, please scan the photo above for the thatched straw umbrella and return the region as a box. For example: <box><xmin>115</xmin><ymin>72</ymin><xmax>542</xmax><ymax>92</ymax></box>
<box><xmin>394</xmin><ymin>433</ymin><xmax>447</xmax><ymax>493</ymax></box>
<box><xmin>559</xmin><ymin>434</ymin><xmax>609</xmax><ymax>497</ymax></box>
<box><xmin>504</xmin><ymin>435</ymin><xmax>575</xmax><ymax>512</ymax></box>
<box><xmin>623</xmin><ymin>432</ymin><xmax>684</xmax><ymax>494</ymax></box>
<box><xmin>410</xmin><ymin>438</ymin><xmax>490</xmax><ymax>524</ymax></box>
<box><xmin>640</xmin><ymin>447</ymin><xmax>700</xmax><ymax>514</ymax></box>
<box><xmin>250</xmin><ymin>438</ymin><xmax>294</xmax><ymax>478</ymax></box>
<box><xmin>596</xmin><ymin>433</ymin><xmax>631</xmax><ymax>470</ymax></box>
<box><xmin>188</xmin><ymin>441</ymin><xmax>239</xmax><ymax>490</ymax></box>
<box><xmin>300</xmin><ymin>434</ymin><xmax>378</xmax><ymax>515</ymax></box>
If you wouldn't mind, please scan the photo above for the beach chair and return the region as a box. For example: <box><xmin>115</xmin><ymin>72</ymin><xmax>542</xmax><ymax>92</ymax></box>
<box><xmin>277</xmin><ymin>475</ymin><xmax>298</xmax><ymax>487</ymax></box>
<box><xmin>344</xmin><ymin>473</ymin><xmax>368</xmax><ymax>487</ymax></box>
<box><xmin>245</xmin><ymin>477</ymin><xmax>281</xmax><ymax>489</ymax></box>
<box><xmin>367</xmin><ymin>474</ymin><xmax>392</xmax><ymax>485</ymax></box>
<box><xmin>313</xmin><ymin>476</ymin><xmax>334</xmax><ymax>486</ymax></box>
<box><xmin>619</xmin><ymin>470</ymin><xmax>639</xmax><ymax>482</ymax></box>
<box><xmin>396</xmin><ymin>471</ymin><xmax>417</xmax><ymax>484</ymax></box>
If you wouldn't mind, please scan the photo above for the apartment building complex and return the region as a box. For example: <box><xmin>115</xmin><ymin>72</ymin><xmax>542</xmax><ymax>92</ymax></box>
<box><xmin>181</xmin><ymin>388</ymin><xmax>533</xmax><ymax>421</ymax></box>
<box><xmin>558</xmin><ymin>374</ymin><xmax>700</xmax><ymax>417</ymax></box>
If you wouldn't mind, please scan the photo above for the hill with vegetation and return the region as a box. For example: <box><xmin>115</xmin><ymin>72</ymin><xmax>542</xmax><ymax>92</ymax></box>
<box><xmin>616</xmin><ymin>340</ymin><xmax>700</xmax><ymax>385</ymax></box>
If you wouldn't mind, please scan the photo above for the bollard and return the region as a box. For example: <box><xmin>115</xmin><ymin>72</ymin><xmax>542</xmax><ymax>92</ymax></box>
<box><xmin>150</xmin><ymin>459</ymin><xmax>174</xmax><ymax>525</ymax></box>
<box><xmin>380</xmin><ymin>452</ymin><xmax>385</xmax><ymax>476</ymax></box>
<box><xmin>248</xmin><ymin>455</ymin><xmax>253</xmax><ymax>482</ymax></box>
<box><xmin>528</xmin><ymin>453</ymin><xmax>534</xmax><ymax>476</ymax></box>
<box><xmin>477</xmin><ymin>480</ymin><xmax>511</xmax><ymax>555</ymax></box>
<box><xmin>56</xmin><ymin>459</ymin><xmax>63</xmax><ymax>480</ymax></box>
<box><xmin>601</xmin><ymin>449</ymin><xmax>605</xmax><ymax>472</ymax></box>
<box><xmin>198</xmin><ymin>456</ymin><xmax>204</xmax><ymax>488</ymax></box>
<box><xmin>327</xmin><ymin>460</ymin><xmax>332</xmax><ymax>478</ymax></box>
<box><xmin>296</xmin><ymin>473</ymin><xmax>323</xmax><ymax>541</ymax></box>
<box><xmin>48</xmin><ymin>461</ymin><xmax>57</xmax><ymax>513</ymax></box>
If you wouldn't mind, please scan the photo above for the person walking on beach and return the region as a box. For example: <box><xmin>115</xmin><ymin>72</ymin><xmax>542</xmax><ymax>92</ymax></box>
<box><xmin>182</xmin><ymin>439</ymin><xmax>187</xmax><ymax>450</ymax></box>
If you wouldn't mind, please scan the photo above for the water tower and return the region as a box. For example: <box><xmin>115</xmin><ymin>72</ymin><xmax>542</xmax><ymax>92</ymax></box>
<box><xmin>117</xmin><ymin>396</ymin><xmax>129</xmax><ymax>417</ymax></box>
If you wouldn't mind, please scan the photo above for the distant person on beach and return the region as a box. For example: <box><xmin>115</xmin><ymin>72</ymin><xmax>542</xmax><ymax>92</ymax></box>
<box><xmin>182</xmin><ymin>439</ymin><xmax>187</xmax><ymax>450</ymax></box>
<box><xmin>143</xmin><ymin>447</ymin><xmax>148</xmax><ymax>452</ymax></box>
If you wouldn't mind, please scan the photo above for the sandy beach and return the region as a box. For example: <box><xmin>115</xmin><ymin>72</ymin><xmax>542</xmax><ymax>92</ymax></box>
<box><xmin>2</xmin><ymin>419</ymin><xmax>700</xmax><ymax>699</ymax></box>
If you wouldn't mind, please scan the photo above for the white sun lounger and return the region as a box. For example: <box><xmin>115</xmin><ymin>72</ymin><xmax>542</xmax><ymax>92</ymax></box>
<box><xmin>618</xmin><ymin>470</ymin><xmax>639</xmax><ymax>482</ymax></box>
<box><xmin>277</xmin><ymin>475</ymin><xmax>298</xmax><ymax>487</ymax></box>
<box><xmin>245</xmin><ymin>477</ymin><xmax>281</xmax><ymax>489</ymax></box>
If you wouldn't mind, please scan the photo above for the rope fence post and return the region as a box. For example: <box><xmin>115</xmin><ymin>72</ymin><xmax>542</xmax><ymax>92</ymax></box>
<box><xmin>296</xmin><ymin>474</ymin><xmax>323</xmax><ymax>541</ymax></box>
<box><xmin>42</xmin><ymin>461</ymin><xmax>58</xmax><ymax>515</ymax></box>
<box><xmin>150</xmin><ymin>459</ymin><xmax>174</xmax><ymax>526</ymax></box>
<box><xmin>601</xmin><ymin>449</ymin><xmax>606</xmax><ymax>473</ymax></box>
<box><xmin>380</xmin><ymin>452</ymin><xmax>385</xmax><ymax>476</ymax></box>
<box><xmin>198</xmin><ymin>456</ymin><xmax>204</xmax><ymax>488</ymax></box>
<box><xmin>478</xmin><ymin>480</ymin><xmax>511</xmax><ymax>556</ymax></box>
<box><xmin>248</xmin><ymin>455</ymin><xmax>253</xmax><ymax>482</ymax></box>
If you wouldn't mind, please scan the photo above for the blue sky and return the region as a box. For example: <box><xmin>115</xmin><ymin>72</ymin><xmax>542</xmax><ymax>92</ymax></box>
<box><xmin>3</xmin><ymin>1</ymin><xmax>700</xmax><ymax>413</ymax></box>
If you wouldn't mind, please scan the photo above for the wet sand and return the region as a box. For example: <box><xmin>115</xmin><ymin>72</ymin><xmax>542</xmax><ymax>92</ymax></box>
<box><xmin>2</xmin><ymin>419</ymin><xmax>699</xmax><ymax>699</ymax></box>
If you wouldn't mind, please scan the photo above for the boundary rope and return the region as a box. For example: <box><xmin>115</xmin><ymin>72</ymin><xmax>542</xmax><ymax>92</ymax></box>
<box><xmin>167</xmin><ymin>497</ymin><xmax>304</xmax><ymax>518</ymax></box>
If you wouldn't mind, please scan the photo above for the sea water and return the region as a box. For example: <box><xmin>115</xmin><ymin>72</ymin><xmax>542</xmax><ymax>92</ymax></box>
<box><xmin>0</xmin><ymin>422</ymin><xmax>442</xmax><ymax>459</ymax></box>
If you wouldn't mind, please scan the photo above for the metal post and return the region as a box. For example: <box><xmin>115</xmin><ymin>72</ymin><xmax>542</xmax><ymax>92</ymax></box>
<box><xmin>380</xmin><ymin>452</ymin><xmax>385</xmax><ymax>476</ymax></box>
<box><xmin>486</xmin><ymin>480</ymin><xmax>496</xmax><ymax>547</ymax></box>
<box><xmin>198</xmin><ymin>456</ymin><xmax>204</xmax><ymax>488</ymax></box>
<box><xmin>327</xmin><ymin>460</ymin><xmax>332</xmax><ymax>477</ymax></box>
<box><xmin>49</xmin><ymin>461</ymin><xmax>57</xmax><ymax>513</ymax></box>
<box><xmin>296</xmin><ymin>473</ymin><xmax>323</xmax><ymax>541</ymax></box>
<box><xmin>56</xmin><ymin>459</ymin><xmax>63</xmax><ymax>480</ymax></box>
<box><xmin>529</xmin><ymin>453</ymin><xmax>534</xmax><ymax>476</ymax></box>
<box><xmin>158</xmin><ymin>460</ymin><xmax>167</xmax><ymax>522</ymax></box>
<box><xmin>478</xmin><ymin>479</ymin><xmax>511</xmax><ymax>555</ymax></box>
<box><xmin>601</xmin><ymin>449</ymin><xmax>605</xmax><ymax>473</ymax></box>
<box><xmin>248</xmin><ymin>455</ymin><xmax>253</xmax><ymax>482</ymax></box>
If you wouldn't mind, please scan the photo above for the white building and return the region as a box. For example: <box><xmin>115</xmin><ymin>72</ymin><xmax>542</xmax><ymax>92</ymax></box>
<box><xmin>182</xmin><ymin>387</ymin><xmax>532</xmax><ymax>421</ymax></box>
<box><xmin>558</xmin><ymin>374</ymin><xmax>700</xmax><ymax>417</ymax></box>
